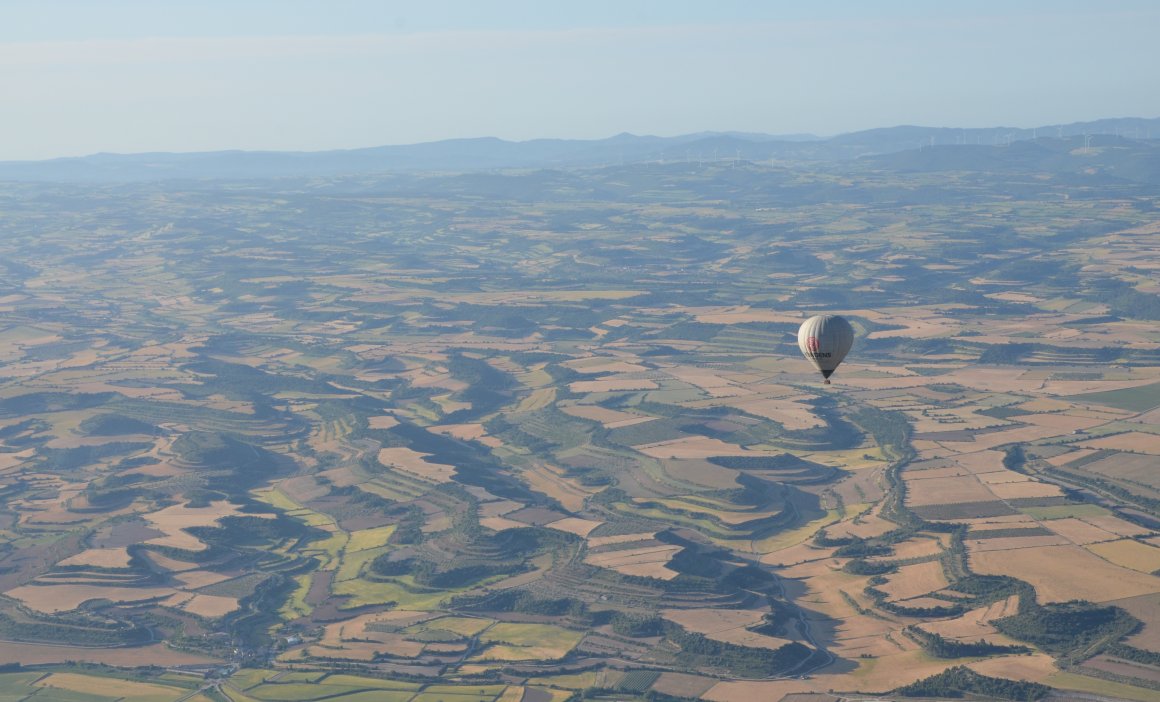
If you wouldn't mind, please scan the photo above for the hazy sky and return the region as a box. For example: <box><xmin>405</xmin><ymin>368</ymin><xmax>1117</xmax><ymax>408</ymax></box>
<box><xmin>3</xmin><ymin>1</ymin><xmax>1159</xmax><ymax>160</ymax></box>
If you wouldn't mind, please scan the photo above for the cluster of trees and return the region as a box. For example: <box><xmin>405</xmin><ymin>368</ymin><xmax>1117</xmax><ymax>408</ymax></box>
<box><xmin>1086</xmin><ymin>277</ymin><xmax>1160</xmax><ymax>321</ymax></box>
<box><xmin>372</xmin><ymin>524</ymin><xmax>572</xmax><ymax>589</ymax></box>
<box><xmin>994</xmin><ymin>600</ymin><xmax>1139</xmax><ymax>662</ymax></box>
<box><xmin>1049</xmin><ymin>467</ymin><xmax>1160</xmax><ymax>516</ymax></box>
<box><xmin>843</xmin><ymin>558</ymin><xmax>896</xmax><ymax>576</ymax></box>
<box><xmin>0</xmin><ymin>610</ymin><xmax>151</xmax><ymax>647</ymax></box>
<box><xmin>895</xmin><ymin>665</ymin><xmax>1051</xmax><ymax>700</ymax></box>
<box><xmin>171</xmin><ymin>430</ymin><xmax>282</xmax><ymax>497</ymax></box>
<box><xmin>905</xmin><ymin>625</ymin><xmax>1030</xmax><ymax>658</ymax></box>
<box><xmin>1106</xmin><ymin>642</ymin><xmax>1160</xmax><ymax>666</ymax></box>
<box><xmin>610</xmin><ymin>613</ymin><xmax>664</xmax><ymax>637</ymax></box>
<box><xmin>78</xmin><ymin>413</ymin><xmax>160</xmax><ymax>436</ymax></box>
<box><xmin>443</xmin><ymin>352</ymin><xmax>518</xmax><ymax>421</ymax></box>
<box><xmin>1003</xmin><ymin>444</ymin><xmax>1028</xmax><ymax>473</ymax></box>
<box><xmin>663</xmin><ymin>622</ymin><xmax>812</xmax><ymax>678</ymax></box>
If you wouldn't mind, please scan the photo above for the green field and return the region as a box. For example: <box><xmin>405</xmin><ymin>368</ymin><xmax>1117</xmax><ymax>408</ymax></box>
<box><xmin>1068</xmin><ymin>382</ymin><xmax>1160</xmax><ymax>413</ymax></box>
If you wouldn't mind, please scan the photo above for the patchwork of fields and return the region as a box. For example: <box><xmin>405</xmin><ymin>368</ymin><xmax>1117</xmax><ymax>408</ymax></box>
<box><xmin>1</xmin><ymin>143</ymin><xmax>1160</xmax><ymax>700</ymax></box>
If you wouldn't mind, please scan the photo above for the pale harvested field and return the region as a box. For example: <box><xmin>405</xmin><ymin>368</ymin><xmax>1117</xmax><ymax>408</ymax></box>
<box><xmin>513</xmin><ymin>387</ymin><xmax>556</xmax><ymax>413</ymax></box>
<box><xmin>563</xmin><ymin>359</ymin><xmax>649</xmax><ymax>375</ymax></box>
<box><xmin>1051</xmin><ymin>377</ymin><xmax>1160</xmax><ymax>397</ymax></box>
<box><xmin>970</xmin><ymin>544</ymin><xmax>1160</xmax><ymax>603</ymax></box>
<box><xmin>144</xmin><ymin>551</ymin><xmax>198</xmax><ymax>572</ymax></box>
<box><xmin>913</xmin><ymin>440</ymin><xmax>950</xmax><ymax>458</ymax></box>
<box><xmin>0</xmin><ymin>641</ymin><xmax>218</xmax><ymax>666</ymax></box>
<box><xmin>57</xmin><ymin>548</ymin><xmax>133</xmax><ymax>568</ymax></box>
<box><xmin>1045</xmin><ymin>429</ymin><xmax>1103</xmax><ymax>452</ymax></box>
<box><xmin>431</xmin><ymin>393</ymin><xmax>470</xmax><ymax>414</ymax></box>
<box><xmin>875</xmin><ymin>536</ymin><xmax>944</xmax><ymax>561</ymax></box>
<box><xmin>1021</xmin><ymin>412</ymin><xmax>1110</xmax><ymax>432</ymax></box>
<box><xmin>378</xmin><ymin>446</ymin><xmax>456</xmax><ymax>483</ymax></box>
<box><xmin>45</xmin><ymin>433</ymin><xmax>158</xmax><ymax>449</ymax></box>
<box><xmin>1043</xmin><ymin>517</ymin><xmax>1121</xmax><ymax>545</ymax></box>
<box><xmin>1080</xmin><ymin>432</ymin><xmax>1160</xmax><ymax>454</ymax></box>
<box><xmin>144</xmin><ymin>500</ymin><xmax>265</xmax><ymax>551</ymax></box>
<box><xmin>960</xmin><ymin>514</ymin><xmax>1038</xmax><ymax>527</ymax></box>
<box><xmin>318</xmin><ymin>611</ymin><xmax>432</xmax><ymax>659</ymax></box>
<box><xmin>1114</xmin><ymin>594</ymin><xmax>1160</xmax><ymax>651</ymax></box>
<box><xmin>797</xmin><ymin>447</ymin><xmax>886</xmax><ymax>471</ymax></box>
<box><xmin>651</xmin><ymin>672</ymin><xmax>717</xmax><ymax>698</ymax></box>
<box><xmin>825</xmin><ymin>510</ymin><xmax>898</xmax><ymax>541</ymax></box>
<box><xmin>986</xmin><ymin>480</ymin><xmax>1065</xmax><ymax>500</ymax></box>
<box><xmin>1085</xmin><ymin>453</ymin><xmax>1160</xmax><ymax>486</ymax></box>
<box><xmin>987</xmin><ymin>291</ymin><xmax>1043</xmax><ymax>303</ymax></box>
<box><xmin>172</xmin><ymin>570</ymin><xmax>232</xmax><ymax>589</ymax></box>
<box><xmin>905</xmin><ymin>465</ymin><xmax>970</xmax><ymax>480</ymax></box>
<box><xmin>570</xmin><ymin>377</ymin><xmax>659</xmax><ymax>393</ymax></box>
<box><xmin>1088</xmin><ymin>539</ymin><xmax>1160</xmax><ymax>573</ymax></box>
<box><xmin>407</xmin><ymin>370</ymin><xmax>468</xmax><ymax>392</ymax></box>
<box><xmin>0</xmin><ymin>447</ymin><xmax>35</xmax><ymax>472</ymax></box>
<box><xmin>665</xmin><ymin>366</ymin><xmax>740</xmax><ymax>390</ymax></box>
<box><xmin>635</xmin><ymin>436</ymin><xmax>770</xmax><ymax>459</ymax></box>
<box><xmin>546</xmin><ymin>517</ymin><xmax>603</xmax><ymax>537</ymax></box>
<box><xmin>661</xmin><ymin>608</ymin><xmax>763</xmax><ymax>634</ymax></box>
<box><xmin>945</xmin><ymin>367</ymin><xmax>1043</xmax><ymax>393</ymax></box>
<box><xmin>702</xmin><ymin>680</ymin><xmax>814</xmax><ymax>702</ymax></box>
<box><xmin>661</xmin><ymin>608</ymin><xmax>796</xmax><ymax>648</ymax></box>
<box><xmin>919</xmin><ymin>595</ymin><xmax>1020</xmax><ymax>640</ymax></box>
<box><xmin>761</xmin><ymin>542</ymin><xmax>837</xmax><ymax>567</ymax></box>
<box><xmin>968</xmin><ymin>652</ymin><xmax>1061</xmax><ymax>684</ymax></box>
<box><xmin>1083</xmin><ymin>514</ymin><xmax>1155</xmax><ymax>537</ymax></box>
<box><xmin>876</xmin><ymin>560</ymin><xmax>948</xmax><ymax>602</ymax></box>
<box><xmin>480</xmin><ymin>516</ymin><xmax>526</xmax><ymax>532</ymax></box>
<box><xmin>967</xmin><ymin>535</ymin><xmax>1071</xmax><ymax>552</ymax></box>
<box><xmin>587</xmin><ymin>531</ymin><xmax>656</xmax><ymax>548</ymax></box>
<box><xmin>944</xmin><ymin>421</ymin><xmax>1102</xmax><ymax>451</ymax></box>
<box><xmin>367</xmin><ymin>415</ymin><xmax>400</xmax><ymax>429</ymax></box>
<box><xmin>812</xmin><ymin>648</ymin><xmax>962</xmax><ymax>693</ymax></box>
<box><xmin>479</xmin><ymin>499</ymin><xmax>524</xmax><ymax>517</ymax></box>
<box><xmin>776</xmin><ymin>560</ymin><xmax>900</xmax><ymax>654</ymax></box>
<box><xmin>7</xmin><ymin>584</ymin><xmax>175</xmax><ymax>613</ymax></box>
<box><xmin>35</xmin><ymin>672</ymin><xmax>188</xmax><ymax>699</ymax></box>
<box><xmin>584</xmin><ymin>544</ymin><xmax>681</xmax><ymax>580</ymax></box>
<box><xmin>560</xmin><ymin>404</ymin><xmax>654</xmax><ymax>428</ymax></box>
<box><xmin>521</xmin><ymin>462</ymin><xmax>593</xmax><ymax>512</ymax></box>
<box><xmin>1020</xmin><ymin>398</ymin><xmax>1077</xmax><ymax>412</ymax></box>
<box><xmin>130</xmin><ymin>461</ymin><xmax>186</xmax><ymax>478</ymax></box>
<box><xmin>181</xmin><ymin>594</ymin><xmax>239</xmax><ymax>618</ymax></box>
<box><xmin>718</xmin><ymin>396</ymin><xmax>824</xmax><ymax>431</ymax></box>
<box><xmin>976</xmin><ymin>468</ymin><xmax>1036</xmax><ymax>484</ymax></box>
<box><xmin>905</xmin><ymin>474</ymin><xmax>995</xmax><ymax>506</ymax></box>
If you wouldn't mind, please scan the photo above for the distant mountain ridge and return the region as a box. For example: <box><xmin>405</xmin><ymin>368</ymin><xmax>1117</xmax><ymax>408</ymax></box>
<box><xmin>2</xmin><ymin>116</ymin><xmax>1157</xmax><ymax>182</ymax></box>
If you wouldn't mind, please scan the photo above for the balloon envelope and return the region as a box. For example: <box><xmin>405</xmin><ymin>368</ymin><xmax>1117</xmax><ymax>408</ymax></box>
<box><xmin>797</xmin><ymin>315</ymin><xmax>854</xmax><ymax>383</ymax></box>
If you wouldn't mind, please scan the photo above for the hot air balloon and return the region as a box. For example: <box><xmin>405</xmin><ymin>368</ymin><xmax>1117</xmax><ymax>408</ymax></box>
<box><xmin>797</xmin><ymin>315</ymin><xmax>854</xmax><ymax>384</ymax></box>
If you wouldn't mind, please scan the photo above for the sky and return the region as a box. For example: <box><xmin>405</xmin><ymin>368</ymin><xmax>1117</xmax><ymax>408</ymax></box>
<box><xmin>3</xmin><ymin>1</ymin><xmax>1160</xmax><ymax>160</ymax></box>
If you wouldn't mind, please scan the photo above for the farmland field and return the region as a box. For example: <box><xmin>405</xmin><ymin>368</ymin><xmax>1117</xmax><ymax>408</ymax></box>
<box><xmin>1</xmin><ymin>131</ymin><xmax>1160</xmax><ymax>702</ymax></box>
